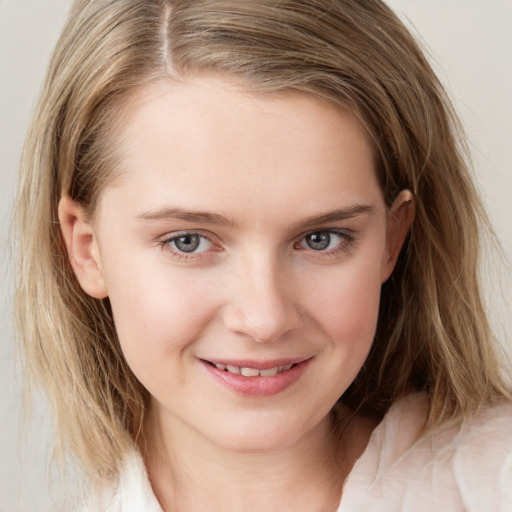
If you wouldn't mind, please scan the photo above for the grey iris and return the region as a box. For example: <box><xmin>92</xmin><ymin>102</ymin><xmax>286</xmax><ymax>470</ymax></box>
<box><xmin>305</xmin><ymin>232</ymin><xmax>331</xmax><ymax>250</ymax></box>
<box><xmin>174</xmin><ymin>234</ymin><xmax>201</xmax><ymax>252</ymax></box>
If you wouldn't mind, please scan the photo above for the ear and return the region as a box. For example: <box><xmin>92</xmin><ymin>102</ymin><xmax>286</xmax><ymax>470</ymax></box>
<box><xmin>58</xmin><ymin>196</ymin><xmax>108</xmax><ymax>299</ymax></box>
<box><xmin>381</xmin><ymin>189</ymin><xmax>415</xmax><ymax>282</ymax></box>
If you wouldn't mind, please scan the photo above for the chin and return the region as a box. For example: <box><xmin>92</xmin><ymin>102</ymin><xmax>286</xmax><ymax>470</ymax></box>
<box><xmin>206</xmin><ymin>412</ymin><xmax>329</xmax><ymax>455</ymax></box>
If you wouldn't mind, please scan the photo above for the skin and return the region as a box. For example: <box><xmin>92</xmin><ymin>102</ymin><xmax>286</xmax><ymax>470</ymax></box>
<box><xmin>59</xmin><ymin>77</ymin><xmax>414</xmax><ymax>511</ymax></box>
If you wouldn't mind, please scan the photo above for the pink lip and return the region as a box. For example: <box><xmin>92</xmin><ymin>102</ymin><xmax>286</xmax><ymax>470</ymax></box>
<box><xmin>204</xmin><ymin>357</ymin><xmax>308</xmax><ymax>370</ymax></box>
<box><xmin>200</xmin><ymin>357</ymin><xmax>313</xmax><ymax>397</ymax></box>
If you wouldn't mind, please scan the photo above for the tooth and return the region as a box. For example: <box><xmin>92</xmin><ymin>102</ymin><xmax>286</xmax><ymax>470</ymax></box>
<box><xmin>259</xmin><ymin>367</ymin><xmax>279</xmax><ymax>377</ymax></box>
<box><xmin>215</xmin><ymin>363</ymin><xmax>226</xmax><ymax>371</ymax></box>
<box><xmin>281</xmin><ymin>363</ymin><xmax>293</xmax><ymax>372</ymax></box>
<box><xmin>226</xmin><ymin>365</ymin><xmax>241</xmax><ymax>374</ymax></box>
<box><xmin>241</xmin><ymin>367</ymin><xmax>260</xmax><ymax>377</ymax></box>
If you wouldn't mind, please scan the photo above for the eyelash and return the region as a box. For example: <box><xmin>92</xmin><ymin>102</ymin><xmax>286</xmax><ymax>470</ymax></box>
<box><xmin>158</xmin><ymin>229</ymin><xmax>355</xmax><ymax>261</ymax></box>
<box><xmin>158</xmin><ymin>231</ymin><xmax>216</xmax><ymax>261</ymax></box>
<box><xmin>294</xmin><ymin>229</ymin><xmax>355</xmax><ymax>257</ymax></box>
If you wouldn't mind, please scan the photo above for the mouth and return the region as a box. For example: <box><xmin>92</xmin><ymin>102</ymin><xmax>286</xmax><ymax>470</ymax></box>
<box><xmin>203</xmin><ymin>360</ymin><xmax>297</xmax><ymax>377</ymax></box>
<box><xmin>200</xmin><ymin>357</ymin><xmax>313</xmax><ymax>397</ymax></box>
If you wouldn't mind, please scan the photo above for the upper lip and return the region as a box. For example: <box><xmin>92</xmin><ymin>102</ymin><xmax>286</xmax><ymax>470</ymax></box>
<box><xmin>201</xmin><ymin>356</ymin><xmax>312</xmax><ymax>370</ymax></box>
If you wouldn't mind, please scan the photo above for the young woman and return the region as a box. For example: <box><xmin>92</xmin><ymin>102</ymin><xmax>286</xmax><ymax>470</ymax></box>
<box><xmin>14</xmin><ymin>1</ymin><xmax>512</xmax><ymax>510</ymax></box>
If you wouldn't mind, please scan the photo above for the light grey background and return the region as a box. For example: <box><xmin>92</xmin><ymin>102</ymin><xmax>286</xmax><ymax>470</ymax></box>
<box><xmin>1</xmin><ymin>1</ymin><xmax>511</xmax><ymax>510</ymax></box>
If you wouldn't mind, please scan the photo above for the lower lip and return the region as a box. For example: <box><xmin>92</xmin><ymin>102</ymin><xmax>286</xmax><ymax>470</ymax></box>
<box><xmin>201</xmin><ymin>359</ymin><xmax>311</xmax><ymax>397</ymax></box>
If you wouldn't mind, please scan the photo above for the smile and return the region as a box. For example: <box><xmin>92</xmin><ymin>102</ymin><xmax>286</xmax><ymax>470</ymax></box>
<box><xmin>201</xmin><ymin>357</ymin><xmax>313</xmax><ymax>397</ymax></box>
<box><xmin>209</xmin><ymin>362</ymin><xmax>295</xmax><ymax>377</ymax></box>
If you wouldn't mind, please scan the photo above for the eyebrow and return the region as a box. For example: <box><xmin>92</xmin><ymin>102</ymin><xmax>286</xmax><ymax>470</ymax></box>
<box><xmin>135</xmin><ymin>203</ymin><xmax>374</xmax><ymax>228</ymax></box>
<box><xmin>136</xmin><ymin>207</ymin><xmax>237</xmax><ymax>227</ymax></box>
<box><xmin>299</xmin><ymin>204</ymin><xmax>375</xmax><ymax>228</ymax></box>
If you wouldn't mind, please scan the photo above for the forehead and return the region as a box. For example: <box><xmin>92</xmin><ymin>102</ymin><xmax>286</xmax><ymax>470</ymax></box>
<box><xmin>98</xmin><ymin>77</ymin><xmax>382</xmax><ymax>223</ymax></box>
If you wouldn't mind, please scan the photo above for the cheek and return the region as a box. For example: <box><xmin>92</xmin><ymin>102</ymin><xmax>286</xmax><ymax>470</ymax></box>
<box><xmin>102</xmin><ymin>255</ymin><xmax>219</xmax><ymax>371</ymax></box>
<box><xmin>304</xmin><ymin>259</ymin><xmax>383</xmax><ymax>349</ymax></box>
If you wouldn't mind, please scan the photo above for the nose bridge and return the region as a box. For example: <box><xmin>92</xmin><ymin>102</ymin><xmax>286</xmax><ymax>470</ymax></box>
<box><xmin>222</xmin><ymin>248</ymin><xmax>300</xmax><ymax>343</ymax></box>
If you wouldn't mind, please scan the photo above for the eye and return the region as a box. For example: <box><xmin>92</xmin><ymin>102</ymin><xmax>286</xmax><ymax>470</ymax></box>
<box><xmin>167</xmin><ymin>233</ymin><xmax>213</xmax><ymax>254</ymax></box>
<box><xmin>298</xmin><ymin>230</ymin><xmax>348</xmax><ymax>252</ymax></box>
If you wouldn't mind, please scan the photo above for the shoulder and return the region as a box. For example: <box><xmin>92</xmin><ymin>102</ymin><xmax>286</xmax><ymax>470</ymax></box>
<box><xmin>446</xmin><ymin>400</ymin><xmax>512</xmax><ymax>511</ymax></box>
<box><xmin>340</xmin><ymin>394</ymin><xmax>512</xmax><ymax>512</ymax></box>
<box><xmin>76</xmin><ymin>449</ymin><xmax>162</xmax><ymax>512</ymax></box>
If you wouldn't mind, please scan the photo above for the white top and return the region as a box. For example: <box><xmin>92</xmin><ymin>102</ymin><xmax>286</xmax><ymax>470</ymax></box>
<box><xmin>80</xmin><ymin>394</ymin><xmax>512</xmax><ymax>511</ymax></box>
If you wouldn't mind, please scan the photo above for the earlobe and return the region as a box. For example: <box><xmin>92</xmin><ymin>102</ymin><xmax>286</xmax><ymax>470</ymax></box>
<box><xmin>58</xmin><ymin>196</ymin><xmax>108</xmax><ymax>299</ymax></box>
<box><xmin>381</xmin><ymin>189</ymin><xmax>415</xmax><ymax>282</ymax></box>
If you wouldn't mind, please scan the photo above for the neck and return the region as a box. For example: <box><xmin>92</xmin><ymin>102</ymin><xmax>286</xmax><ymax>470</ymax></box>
<box><xmin>142</xmin><ymin>405</ymin><xmax>376</xmax><ymax>512</ymax></box>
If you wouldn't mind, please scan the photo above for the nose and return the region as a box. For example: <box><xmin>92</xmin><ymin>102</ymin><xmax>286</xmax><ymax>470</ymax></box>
<box><xmin>221</xmin><ymin>257</ymin><xmax>301</xmax><ymax>343</ymax></box>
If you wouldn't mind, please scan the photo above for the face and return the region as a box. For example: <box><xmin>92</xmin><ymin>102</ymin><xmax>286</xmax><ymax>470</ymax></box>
<box><xmin>61</xmin><ymin>77</ymin><xmax>412</xmax><ymax>454</ymax></box>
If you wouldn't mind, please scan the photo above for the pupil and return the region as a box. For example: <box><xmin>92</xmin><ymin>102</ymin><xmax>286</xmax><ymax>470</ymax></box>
<box><xmin>307</xmin><ymin>232</ymin><xmax>330</xmax><ymax>250</ymax></box>
<box><xmin>175</xmin><ymin>234</ymin><xmax>200</xmax><ymax>252</ymax></box>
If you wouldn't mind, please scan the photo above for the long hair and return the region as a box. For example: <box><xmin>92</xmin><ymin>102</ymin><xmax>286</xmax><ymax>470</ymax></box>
<box><xmin>14</xmin><ymin>0</ymin><xmax>510</xmax><ymax>485</ymax></box>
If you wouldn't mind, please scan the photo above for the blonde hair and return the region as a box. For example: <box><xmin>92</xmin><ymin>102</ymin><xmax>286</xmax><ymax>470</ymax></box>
<box><xmin>15</xmin><ymin>0</ymin><xmax>510</xmax><ymax>486</ymax></box>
